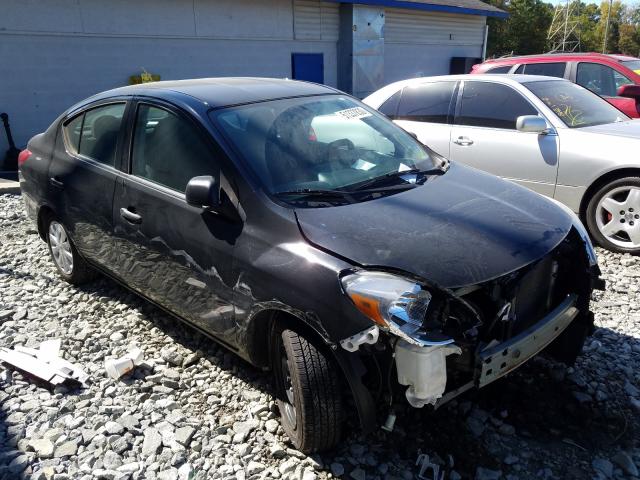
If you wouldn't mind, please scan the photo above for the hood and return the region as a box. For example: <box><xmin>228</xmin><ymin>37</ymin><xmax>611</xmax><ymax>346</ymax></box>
<box><xmin>295</xmin><ymin>163</ymin><xmax>573</xmax><ymax>288</ymax></box>
<box><xmin>579</xmin><ymin>120</ymin><xmax>640</xmax><ymax>139</ymax></box>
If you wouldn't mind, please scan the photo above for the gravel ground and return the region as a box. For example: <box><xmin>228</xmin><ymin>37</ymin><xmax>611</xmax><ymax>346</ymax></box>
<box><xmin>0</xmin><ymin>192</ymin><xmax>639</xmax><ymax>480</ymax></box>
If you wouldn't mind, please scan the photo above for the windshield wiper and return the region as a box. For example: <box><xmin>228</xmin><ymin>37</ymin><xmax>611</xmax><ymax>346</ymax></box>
<box><xmin>274</xmin><ymin>188</ymin><xmax>353</xmax><ymax>199</ymax></box>
<box><xmin>348</xmin><ymin>167</ymin><xmax>446</xmax><ymax>191</ymax></box>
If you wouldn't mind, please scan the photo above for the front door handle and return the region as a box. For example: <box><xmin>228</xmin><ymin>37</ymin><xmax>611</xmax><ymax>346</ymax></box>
<box><xmin>49</xmin><ymin>176</ymin><xmax>64</xmax><ymax>189</ymax></box>
<box><xmin>453</xmin><ymin>136</ymin><xmax>474</xmax><ymax>146</ymax></box>
<box><xmin>120</xmin><ymin>207</ymin><xmax>142</xmax><ymax>224</ymax></box>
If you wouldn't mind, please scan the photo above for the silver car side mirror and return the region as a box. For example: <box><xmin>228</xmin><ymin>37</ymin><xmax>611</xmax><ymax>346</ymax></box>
<box><xmin>516</xmin><ymin>115</ymin><xmax>550</xmax><ymax>134</ymax></box>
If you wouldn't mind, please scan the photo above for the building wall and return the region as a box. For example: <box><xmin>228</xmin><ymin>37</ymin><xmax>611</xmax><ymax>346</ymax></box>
<box><xmin>0</xmin><ymin>0</ymin><xmax>489</xmax><ymax>153</ymax></box>
<box><xmin>0</xmin><ymin>0</ymin><xmax>339</xmax><ymax>151</ymax></box>
<box><xmin>384</xmin><ymin>8</ymin><xmax>486</xmax><ymax>83</ymax></box>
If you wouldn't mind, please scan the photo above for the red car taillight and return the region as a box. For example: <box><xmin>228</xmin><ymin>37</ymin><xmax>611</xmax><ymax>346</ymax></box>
<box><xmin>18</xmin><ymin>149</ymin><xmax>32</xmax><ymax>167</ymax></box>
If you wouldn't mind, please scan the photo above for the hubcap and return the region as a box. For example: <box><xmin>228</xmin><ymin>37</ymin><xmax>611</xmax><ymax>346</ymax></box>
<box><xmin>280</xmin><ymin>347</ymin><xmax>297</xmax><ymax>429</ymax></box>
<box><xmin>596</xmin><ymin>186</ymin><xmax>640</xmax><ymax>249</ymax></box>
<box><xmin>48</xmin><ymin>221</ymin><xmax>74</xmax><ymax>275</ymax></box>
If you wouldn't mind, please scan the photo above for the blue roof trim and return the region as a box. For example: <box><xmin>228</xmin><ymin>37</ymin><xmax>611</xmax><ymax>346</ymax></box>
<box><xmin>324</xmin><ymin>0</ymin><xmax>509</xmax><ymax>18</ymax></box>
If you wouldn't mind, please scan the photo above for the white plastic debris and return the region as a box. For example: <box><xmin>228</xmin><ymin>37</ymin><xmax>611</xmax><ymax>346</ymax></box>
<box><xmin>340</xmin><ymin>326</ymin><xmax>379</xmax><ymax>352</ymax></box>
<box><xmin>105</xmin><ymin>348</ymin><xmax>144</xmax><ymax>379</ymax></box>
<box><xmin>416</xmin><ymin>454</ymin><xmax>445</xmax><ymax>480</ymax></box>
<box><xmin>0</xmin><ymin>339</ymin><xmax>89</xmax><ymax>388</ymax></box>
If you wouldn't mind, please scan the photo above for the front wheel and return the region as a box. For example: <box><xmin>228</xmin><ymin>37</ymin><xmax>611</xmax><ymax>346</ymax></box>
<box><xmin>46</xmin><ymin>218</ymin><xmax>96</xmax><ymax>284</ymax></box>
<box><xmin>586</xmin><ymin>177</ymin><xmax>640</xmax><ymax>254</ymax></box>
<box><xmin>272</xmin><ymin>327</ymin><xmax>343</xmax><ymax>453</ymax></box>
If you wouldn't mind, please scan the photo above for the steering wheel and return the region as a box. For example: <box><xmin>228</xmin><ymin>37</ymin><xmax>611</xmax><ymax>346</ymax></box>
<box><xmin>326</xmin><ymin>139</ymin><xmax>356</xmax><ymax>168</ymax></box>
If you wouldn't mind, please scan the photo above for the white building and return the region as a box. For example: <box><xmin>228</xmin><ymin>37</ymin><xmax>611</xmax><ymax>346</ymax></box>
<box><xmin>0</xmin><ymin>0</ymin><xmax>505</xmax><ymax>154</ymax></box>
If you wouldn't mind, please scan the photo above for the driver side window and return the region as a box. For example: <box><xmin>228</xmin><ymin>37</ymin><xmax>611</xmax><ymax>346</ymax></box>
<box><xmin>131</xmin><ymin>105</ymin><xmax>218</xmax><ymax>193</ymax></box>
<box><xmin>577</xmin><ymin>62</ymin><xmax>633</xmax><ymax>97</ymax></box>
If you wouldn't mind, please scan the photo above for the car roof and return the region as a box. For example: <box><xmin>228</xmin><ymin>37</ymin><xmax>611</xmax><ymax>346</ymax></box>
<box><xmin>483</xmin><ymin>52</ymin><xmax>639</xmax><ymax>64</ymax></box>
<box><xmin>382</xmin><ymin>74</ymin><xmax>565</xmax><ymax>90</ymax></box>
<box><xmin>78</xmin><ymin>77</ymin><xmax>341</xmax><ymax>110</ymax></box>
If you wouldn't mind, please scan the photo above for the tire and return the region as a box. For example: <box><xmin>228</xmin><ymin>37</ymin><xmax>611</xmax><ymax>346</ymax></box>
<box><xmin>272</xmin><ymin>326</ymin><xmax>343</xmax><ymax>453</ymax></box>
<box><xmin>585</xmin><ymin>176</ymin><xmax>640</xmax><ymax>254</ymax></box>
<box><xmin>46</xmin><ymin>217</ymin><xmax>96</xmax><ymax>284</ymax></box>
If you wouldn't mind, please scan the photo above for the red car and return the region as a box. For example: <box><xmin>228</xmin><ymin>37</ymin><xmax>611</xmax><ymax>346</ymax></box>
<box><xmin>472</xmin><ymin>53</ymin><xmax>640</xmax><ymax>118</ymax></box>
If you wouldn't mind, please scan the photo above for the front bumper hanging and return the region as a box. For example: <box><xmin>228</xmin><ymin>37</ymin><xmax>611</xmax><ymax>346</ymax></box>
<box><xmin>477</xmin><ymin>294</ymin><xmax>578</xmax><ymax>388</ymax></box>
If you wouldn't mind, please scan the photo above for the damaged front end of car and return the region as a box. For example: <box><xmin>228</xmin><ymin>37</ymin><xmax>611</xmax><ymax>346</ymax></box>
<box><xmin>338</xmin><ymin>226</ymin><xmax>604</xmax><ymax>422</ymax></box>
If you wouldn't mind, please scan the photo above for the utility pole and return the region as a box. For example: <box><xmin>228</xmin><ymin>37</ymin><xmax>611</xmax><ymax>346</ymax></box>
<box><xmin>603</xmin><ymin>0</ymin><xmax>612</xmax><ymax>53</ymax></box>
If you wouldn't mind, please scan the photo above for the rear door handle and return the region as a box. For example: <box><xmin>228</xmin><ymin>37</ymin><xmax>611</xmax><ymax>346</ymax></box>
<box><xmin>49</xmin><ymin>176</ymin><xmax>64</xmax><ymax>189</ymax></box>
<box><xmin>453</xmin><ymin>136</ymin><xmax>474</xmax><ymax>146</ymax></box>
<box><xmin>120</xmin><ymin>207</ymin><xmax>142</xmax><ymax>224</ymax></box>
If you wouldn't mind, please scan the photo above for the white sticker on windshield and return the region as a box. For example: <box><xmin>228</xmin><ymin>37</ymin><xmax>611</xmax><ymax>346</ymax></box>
<box><xmin>353</xmin><ymin>159</ymin><xmax>376</xmax><ymax>171</ymax></box>
<box><xmin>334</xmin><ymin>107</ymin><xmax>372</xmax><ymax>120</ymax></box>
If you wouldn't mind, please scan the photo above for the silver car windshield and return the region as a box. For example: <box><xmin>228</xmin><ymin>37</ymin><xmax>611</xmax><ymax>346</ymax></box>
<box><xmin>524</xmin><ymin>80</ymin><xmax>629</xmax><ymax>128</ymax></box>
<box><xmin>212</xmin><ymin>95</ymin><xmax>440</xmax><ymax>194</ymax></box>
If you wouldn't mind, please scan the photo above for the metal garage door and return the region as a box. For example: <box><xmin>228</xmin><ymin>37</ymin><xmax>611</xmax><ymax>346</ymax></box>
<box><xmin>384</xmin><ymin>7</ymin><xmax>486</xmax><ymax>82</ymax></box>
<box><xmin>293</xmin><ymin>0</ymin><xmax>339</xmax><ymax>41</ymax></box>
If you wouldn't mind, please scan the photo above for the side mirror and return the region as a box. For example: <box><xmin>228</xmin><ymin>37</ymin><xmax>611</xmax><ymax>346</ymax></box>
<box><xmin>617</xmin><ymin>84</ymin><xmax>640</xmax><ymax>99</ymax></box>
<box><xmin>185</xmin><ymin>176</ymin><xmax>220</xmax><ymax>210</ymax></box>
<box><xmin>516</xmin><ymin>115</ymin><xmax>549</xmax><ymax>134</ymax></box>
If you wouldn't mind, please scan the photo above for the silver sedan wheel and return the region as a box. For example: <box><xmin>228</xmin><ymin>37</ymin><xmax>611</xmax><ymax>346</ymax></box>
<box><xmin>596</xmin><ymin>186</ymin><xmax>640</xmax><ymax>248</ymax></box>
<box><xmin>49</xmin><ymin>221</ymin><xmax>74</xmax><ymax>275</ymax></box>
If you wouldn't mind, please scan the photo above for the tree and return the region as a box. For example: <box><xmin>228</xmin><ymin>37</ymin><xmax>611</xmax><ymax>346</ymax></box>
<box><xmin>485</xmin><ymin>0</ymin><xmax>555</xmax><ymax>57</ymax></box>
<box><xmin>597</xmin><ymin>0</ymin><xmax>625</xmax><ymax>53</ymax></box>
<box><xmin>618</xmin><ymin>23</ymin><xmax>640</xmax><ymax>54</ymax></box>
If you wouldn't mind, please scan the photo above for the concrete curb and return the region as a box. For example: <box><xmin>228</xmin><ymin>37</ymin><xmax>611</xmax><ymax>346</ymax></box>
<box><xmin>0</xmin><ymin>178</ymin><xmax>20</xmax><ymax>195</ymax></box>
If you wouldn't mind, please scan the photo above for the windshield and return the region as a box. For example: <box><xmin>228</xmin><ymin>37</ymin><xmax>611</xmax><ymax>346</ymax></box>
<box><xmin>212</xmin><ymin>95</ymin><xmax>440</xmax><ymax>198</ymax></box>
<box><xmin>524</xmin><ymin>80</ymin><xmax>629</xmax><ymax>128</ymax></box>
<box><xmin>622</xmin><ymin>60</ymin><xmax>640</xmax><ymax>74</ymax></box>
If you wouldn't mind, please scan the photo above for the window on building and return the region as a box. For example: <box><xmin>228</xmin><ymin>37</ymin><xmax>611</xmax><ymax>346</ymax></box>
<box><xmin>457</xmin><ymin>82</ymin><xmax>538</xmax><ymax>129</ymax></box>
<box><xmin>396</xmin><ymin>82</ymin><xmax>456</xmax><ymax>124</ymax></box>
<box><xmin>485</xmin><ymin>65</ymin><xmax>512</xmax><ymax>74</ymax></box>
<box><xmin>131</xmin><ymin>104</ymin><xmax>217</xmax><ymax>192</ymax></box>
<box><xmin>577</xmin><ymin>62</ymin><xmax>633</xmax><ymax>97</ymax></box>
<box><xmin>515</xmin><ymin>62</ymin><xmax>566</xmax><ymax>78</ymax></box>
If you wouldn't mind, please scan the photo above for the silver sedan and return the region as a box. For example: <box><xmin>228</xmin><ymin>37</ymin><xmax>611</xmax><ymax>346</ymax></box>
<box><xmin>364</xmin><ymin>74</ymin><xmax>640</xmax><ymax>254</ymax></box>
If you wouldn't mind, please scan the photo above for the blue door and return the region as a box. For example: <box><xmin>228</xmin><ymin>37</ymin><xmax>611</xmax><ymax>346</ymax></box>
<box><xmin>291</xmin><ymin>53</ymin><xmax>324</xmax><ymax>84</ymax></box>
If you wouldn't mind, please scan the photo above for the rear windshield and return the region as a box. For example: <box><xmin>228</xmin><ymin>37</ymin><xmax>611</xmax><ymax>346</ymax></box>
<box><xmin>524</xmin><ymin>80</ymin><xmax>629</xmax><ymax>128</ymax></box>
<box><xmin>622</xmin><ymin>60</ymin><xmax>640</xmax><ymax>73</ymax></box>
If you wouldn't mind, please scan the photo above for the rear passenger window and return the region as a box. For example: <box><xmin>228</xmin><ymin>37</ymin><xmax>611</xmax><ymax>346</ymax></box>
<box><xmin>457</xmin><ymin>82</ymin><xmax>537</xmax><ymax>129</ymax></box>
<box><xmin>131</xmin><ymin>105</ymin><xmax>217</xmax><ymax>193</ymax></box>
<box><xmin>64</xmin><ymin>115</ymin><xmax>83</xmax><ymax>153</ymax></box>
<box><xmin>77</xmin><ymin>103</ymin><xmax>126</xmax><ymax>167</ymax></box>
<box><xmin>516</xmin><ymin>63</ymin><xmax>566</xmax><ymax>78</ymax></box>
<box><xmin>396</xmin><ymin>82</ymin><xmax>456</xmax><ymax>124</ymax></box>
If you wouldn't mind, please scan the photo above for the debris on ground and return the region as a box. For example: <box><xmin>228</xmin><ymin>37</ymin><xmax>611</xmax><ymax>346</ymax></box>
<box><xmin>104</xmin><ymin>347</ymin><xmax>143</xmax><ymax>379</ymax></box>
<box><xmin>0</xmin><ymin>338</ymin><xmax>88</xmax><ymax>388</ymax></box>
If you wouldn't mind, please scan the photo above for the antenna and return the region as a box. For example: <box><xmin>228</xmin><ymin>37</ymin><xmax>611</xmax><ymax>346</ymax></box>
<box><xmin>547</xmin><ymin>0</ymin><xmax>580</xmax><ymax>52</ymax></box>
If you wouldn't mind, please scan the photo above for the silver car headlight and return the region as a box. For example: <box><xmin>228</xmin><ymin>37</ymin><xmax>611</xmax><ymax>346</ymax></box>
<box><xmin>341</xmin><ymin>271</ymin><xmax>454</xmax><ymax>346</ymax></box>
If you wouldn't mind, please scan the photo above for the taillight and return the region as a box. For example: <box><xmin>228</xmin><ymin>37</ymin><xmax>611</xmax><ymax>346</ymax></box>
<box><xmin>18</xmin><ymin>149</ymin><xmax>32</xmax><ymax>167</ymax></box>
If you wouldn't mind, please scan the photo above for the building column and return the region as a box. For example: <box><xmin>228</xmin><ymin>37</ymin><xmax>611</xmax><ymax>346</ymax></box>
<box><xmin>337</xmin><ymin>4</ymin><xmax>385</xmax><ymax>98</ymax></box>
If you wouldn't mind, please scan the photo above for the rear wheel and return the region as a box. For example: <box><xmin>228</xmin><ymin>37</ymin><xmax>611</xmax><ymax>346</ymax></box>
<box><xmin>272</xmin><ymin>326</ymin><xmax>343</xmax><ymax>453</ymax></box>
<box><xmin>586</xmin><ymin>177</ymin><xmax>640</xmax><ymax>254</ymax></box>
<box><xmin>46</xmin><ymin>218</ymin><xmax>96</xmax><ymax>284</ymax></box>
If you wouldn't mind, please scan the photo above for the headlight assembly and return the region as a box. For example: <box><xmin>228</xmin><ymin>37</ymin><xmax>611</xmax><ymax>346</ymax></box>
<box><xmin>341</xmin><ymin>271</ymin><xmax>454</xmax><ymax>347</ymax></box>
